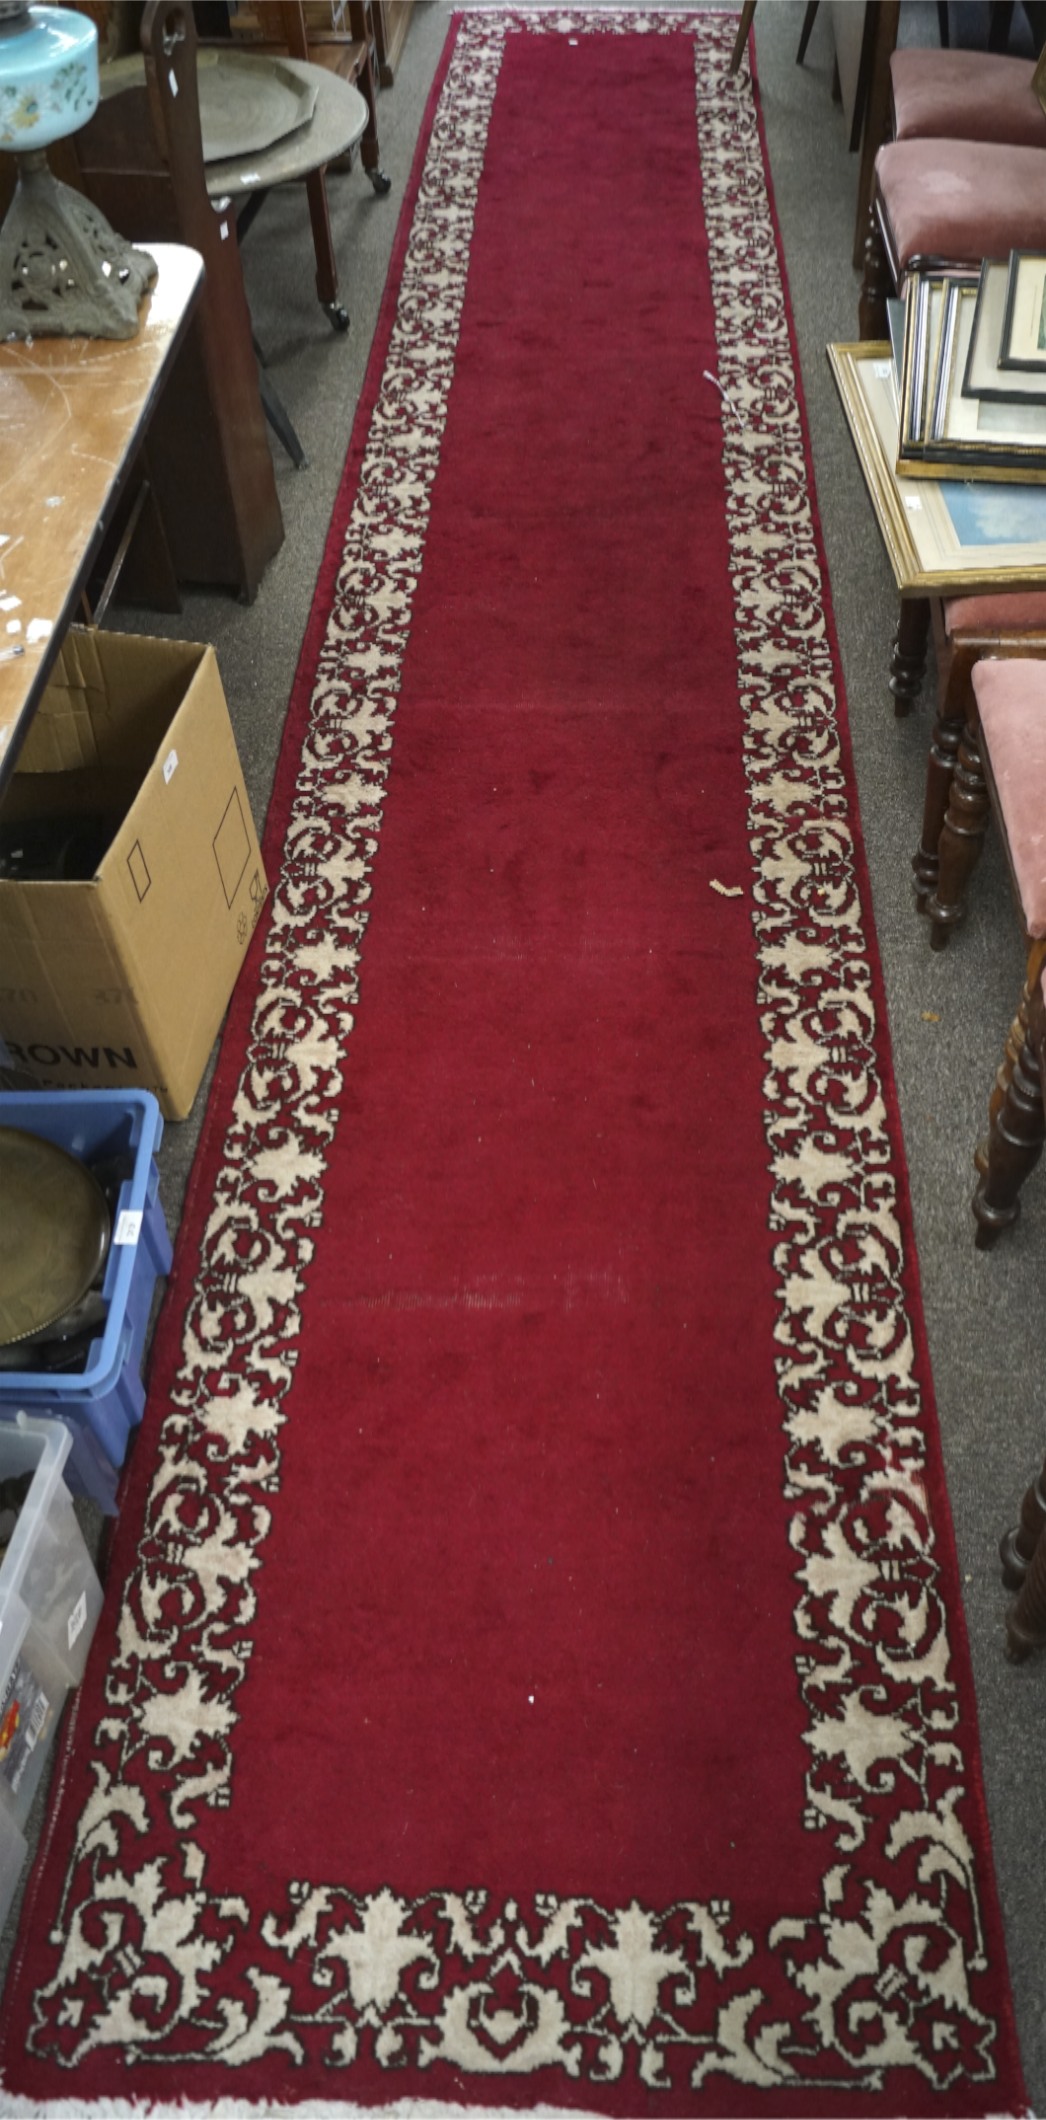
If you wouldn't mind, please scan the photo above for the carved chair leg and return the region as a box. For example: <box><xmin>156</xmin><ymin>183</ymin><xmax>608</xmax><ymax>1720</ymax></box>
<box><xmin>913</xmin><ymin>702</ymin><xmax>963</xmax><ymax>902</ymax></box>
<box><xmin>1006</xmin><ymin>1485</ymin><xmax>1046</xmax><ymax>1660</ymax></box>
<box><xmin>1001</xmin><ymin>1456</ymin><xmax>1046</xmax><ymax>1592</ymax></box>
<box><xmin>926</xmin><ymin>721</ymin><xmax>990</xmax><ymax>947</ymax></box>
<box><xmin>975</xmin><ymin>999</ymin><xmax>1029</xmax><ymax>1184</ymax></box>
<box><xmin>972</xmin><ymin>1018</ymin><xmax>1045</xmax><ymax>1248</ymax></box>
<box><xmin>889</xmin><ymin>596</ymin><xmax>930</xmax><ymax>716</ymax></box>
<box><xmin>859</xmin><ymin>204</ymin><xmax>891</xmax><ymax>341</ymax></box>
<box><xmin>976</xmin><ymin>948</ymin><xmax>1046</xmax><ymax>1178</ymax></box>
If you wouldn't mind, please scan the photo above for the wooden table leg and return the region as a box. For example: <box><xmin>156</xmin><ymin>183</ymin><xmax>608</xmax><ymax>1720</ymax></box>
<box><xmin>889</xmin><ymin>595</ymin><xmax>929</xmax><ymax>715</ymax></box>
<box><xmin>305</xmin><ymin>166</ymin><xmax>348</xmax><ymax>330</ymax></box>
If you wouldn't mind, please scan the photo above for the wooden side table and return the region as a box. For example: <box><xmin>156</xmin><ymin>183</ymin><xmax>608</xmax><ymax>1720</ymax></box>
<box><xmin>0</xmin><ymin>244</ymin><xmax>202</xmax><ymax>792</ymax></box>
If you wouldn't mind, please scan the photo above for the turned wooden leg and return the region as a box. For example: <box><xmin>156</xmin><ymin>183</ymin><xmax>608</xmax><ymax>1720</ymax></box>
<box><xmin>889</xmin><ymin>596</ymin><xmax>930</xmax><ymax>716</ymax></box>
<box><xmin>972</xmin><ymin>1020</ymin><xmax>1045</xmax><ymax>1247</ymax></box>
<box><xmin>926</xmin><ymin>722</ymin><xmax>990</xmax><ymax>947</ymax></box>
<box><xmin>978</xmin><ymin>955</ymin><xmax>1046</xmax><ymax>1180</ymax></box>
<box><xmin>1006</xmin><ymin>1482</ymin><xmax>1046</xmax><ymax>1660</ymax></box>
<box><xmin>912</xmin><ymin>702</ymin><xmax>964</xmax><ymax>902</ymax></box>
<box><xmin>1000</xmin><ymin>1457</ymin><xmax>1046</xmax><ymax>1592</ymax></box>
<box><xmin>859</xmin><ymin>206</ymin><xmax>892</xmax><ymax>341</ymax></box>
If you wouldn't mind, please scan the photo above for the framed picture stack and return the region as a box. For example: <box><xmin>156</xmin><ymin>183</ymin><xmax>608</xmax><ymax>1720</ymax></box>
<box><xmin>828</xmin><ymin>335</ymin><xmax>1046</xmax><ymax>596</ymax></box>
<box><xmin>895</xmin><ymin>254</ymin><xmax>1046</xmax><ymax>481</ymax></box>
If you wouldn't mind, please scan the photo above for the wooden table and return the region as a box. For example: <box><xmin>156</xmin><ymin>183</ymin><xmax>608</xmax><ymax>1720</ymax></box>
<box><xmin>101</xmin><ymin>52</ymin><xmax>368</xmax><ymax>331</ymax></box>
<box><xmin>0</xmin><ymin>243</ymin><xmax>203</xmax><ymax>790</ymax></box>
<box><xmin>830</xmin><ymin>338</ymin><xmax>1046</xmax><ymax>596</ymax></box>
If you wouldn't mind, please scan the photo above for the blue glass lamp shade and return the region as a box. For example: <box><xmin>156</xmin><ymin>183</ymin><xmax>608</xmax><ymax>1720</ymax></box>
<box><xmin>0</xmin><ymin>3</ymin><xmax>156</xmax><ymax>339</ymax></box>
<box><xmin>0</xmin><ymin>5</ymin><xmax>99</xmax><ymax>152</ymax></box>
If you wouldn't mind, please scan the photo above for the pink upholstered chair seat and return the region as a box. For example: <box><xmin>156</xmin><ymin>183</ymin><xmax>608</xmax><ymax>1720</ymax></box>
<box><xmin>891</xmin><ymin>49</ymin><xmax>1046</xmax><ymax>148</ymax></box>
<box><xmin>974</xmin><ymin>658</ymin><xmax>1046</xmax><ymax>936</ymax></box>
<box><xmin>876</xmin><ymin>138</ymin><xmax>1046</xmax><ymax>270</ymax></box>
<box><xmin>946</xmin><ymin>591</ymin><xmax>1046</xmax><ymax>636</ymax></box>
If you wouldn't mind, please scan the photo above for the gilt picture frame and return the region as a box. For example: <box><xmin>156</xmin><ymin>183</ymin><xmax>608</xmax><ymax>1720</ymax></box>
<box><xmin>828</xmin><ymin>339</ymin><xmax>1046</xmax><ymax>594</ymax></box>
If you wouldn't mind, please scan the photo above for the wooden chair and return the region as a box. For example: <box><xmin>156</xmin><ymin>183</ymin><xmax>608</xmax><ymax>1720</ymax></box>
<box><xmin>227</xmin><ymin>3</ymin><xmax>391</xmax><ymax>195</ymax></box>
<box><xmin>913</xmin><ymin>594</ymin><xmax>1046</xmax><ymax>948</ymax></box>
<box><xmin>71</xmin><ymin>0</ymin><xmax>283</xmax><ymax>601</ymax></box>
<box><xmin>209</xmin><ymin>1</ymin><xmax>391</xmax><ymax>335</ymax></box>
<box><xmin>956</xmin><ymin>658</ymin><xmax>1046</xmax><ymax>1247</ymax></box>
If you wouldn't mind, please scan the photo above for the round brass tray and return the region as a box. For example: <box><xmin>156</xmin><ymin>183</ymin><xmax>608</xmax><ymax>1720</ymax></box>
<box><xmin>0</xmin><ymin>1129</ymin><xmax>110</xmax><ymax>1348</ymax></box>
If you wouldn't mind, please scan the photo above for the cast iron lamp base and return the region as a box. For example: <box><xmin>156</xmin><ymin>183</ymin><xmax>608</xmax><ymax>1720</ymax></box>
<box><xmin>0</xmin><ymin>151</ymin><xmax>157</xmax><ymax>340</ymax></box>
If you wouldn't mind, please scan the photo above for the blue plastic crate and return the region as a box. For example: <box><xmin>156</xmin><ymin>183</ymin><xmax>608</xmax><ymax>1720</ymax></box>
<box><xmin>0</xmin><ymin>1091</ymin><xmax>172</xmax><ymax>1510</ymax></box>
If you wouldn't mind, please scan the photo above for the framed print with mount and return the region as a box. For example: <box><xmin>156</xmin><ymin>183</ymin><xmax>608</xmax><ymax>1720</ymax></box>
<box><xmin>828</xmin><ymin>339</ymin><xmax>1046</xmax><ymax>594</ymax></box>
<box><xmin>919</xmin><ymin>277</ymin><xmax>1046</xmax><ymax>478</ymax></box>
<box><xmin>964</xmin><ymin>260</ymin><xmax>1046</xmax><ymax>403</ymax></box>
<box><xmin>1000</xmin><ymin>250</ymin><xmax>1046</xmax><ymax>370</ymax></box>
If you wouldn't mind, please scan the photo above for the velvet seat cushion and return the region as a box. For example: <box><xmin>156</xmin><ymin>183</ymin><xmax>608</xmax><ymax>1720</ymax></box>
<box><xmin>876</xmin><ymin>138</ymin><xmax>1046</xmax><ymax>270</ymax></box>
<box><xmin>946</xmin><ymin>590</ymin><xmax>1046</xmax><ymax>636</ymax></box>
<box><xmin>974</xmin><ymin>657</ymin><xmax>1046</xmax><ymax>936</ymax></box>
<box><xmin>891</xmin><ymin>49</ymin><xmax>1046</xmax><ymax>148</ymax></box>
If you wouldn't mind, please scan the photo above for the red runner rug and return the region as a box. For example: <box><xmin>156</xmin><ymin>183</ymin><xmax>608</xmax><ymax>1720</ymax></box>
<box><xmin>0</xmin><ymin>11</ymin><xmax>1025</xmax><ymax>2115</ymax></box>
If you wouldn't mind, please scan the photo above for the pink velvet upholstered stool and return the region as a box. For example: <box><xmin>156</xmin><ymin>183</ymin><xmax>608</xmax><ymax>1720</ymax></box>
<box><xmin>963</xmin><ymin>657</ymin><xmax>1046</xmax><ymax>1246</ymax></box>
<box><xmin>890</xmin><ymin>47</ymin><xmax>1046</xmax><ymax>147</ymax></box>
<box><xmin>918</xmin><ymin>593</ymin><xmax>1046</xmax><ymax>947</ymax></box>
<box><xmin>860</xmin><ymin>137</ymin><xmax>1046</xmax><ymax>339</ymax></box>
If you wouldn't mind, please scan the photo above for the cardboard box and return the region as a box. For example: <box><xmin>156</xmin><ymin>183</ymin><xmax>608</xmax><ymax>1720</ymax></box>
<box><xmin>0</xmin><ymin>628</ymin><xmax>267</xmax><ymax>1119</ymax></box>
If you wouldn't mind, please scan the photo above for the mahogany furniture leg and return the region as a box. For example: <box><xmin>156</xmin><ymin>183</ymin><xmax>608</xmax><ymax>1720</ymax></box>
<box><xmin>1005</xmin><ymin>1480</ymin><xmax>1046</xmax><ymax>1660</ymax></box>
<box><xmin>853</xmin><ymin>1</ymin><xmax>899</xmax><ymax>269</ymax></box>
<box><xmin>304</xmin><ymin>166</ymin><xmax>348</xmax><ymax>329</ymax></box>
<box><xmin>913</xmin><ymin>700</ymin><xmax>964</xmax><ymax>902</ymax></box>
<box><xmin>859</xmin><ymin>204</ymin><xmax>892</xmax><ymax>340</ymax></box>
<box><xmin>889</xmin><ymin>595</ymin><xmax>929</xmax><ymax>715</ymax></box>
<box><xmin>973</xmin><ymin>1014</ymin><xmax>1046</xmax><ymax>1247</ymax></box>
<box><xmin>926</xmin><ymin>721</ymin><xmax>990</xmax><ymax>947</ymax></box>
<box><xmin>347</xmin><ymin>1</ymin><xmax>391</xmax><ymax>194</ymax></box>
<box><xmin>1001</xmin><ymin>1454</ymin><xmax>1046</xmax><ymax>1593</ymax></box>
<box><xmin>976</xmin><ymin>986</ymin><xmax>1033</xmax><ymax>1181</ymax></box>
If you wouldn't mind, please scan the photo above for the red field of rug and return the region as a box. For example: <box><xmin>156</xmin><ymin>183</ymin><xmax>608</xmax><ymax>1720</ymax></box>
<box><xmin>0</xmin><ymin>10</ymin><xmax>1025</xmax><ymax>2115</ymax></box>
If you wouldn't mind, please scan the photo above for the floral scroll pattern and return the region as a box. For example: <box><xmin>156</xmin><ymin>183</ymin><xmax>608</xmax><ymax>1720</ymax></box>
<box><xmin>23</xmin><ymin>12</ymin><xmax>1004</xmax><ymax>2104</ymax></box>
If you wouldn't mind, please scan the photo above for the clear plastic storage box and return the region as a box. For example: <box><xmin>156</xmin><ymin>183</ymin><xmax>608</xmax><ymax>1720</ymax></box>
<box><xmin>0</xmin><ymin>1414</ymin><xmax>104</xmax><ymax>1929</ymax></box>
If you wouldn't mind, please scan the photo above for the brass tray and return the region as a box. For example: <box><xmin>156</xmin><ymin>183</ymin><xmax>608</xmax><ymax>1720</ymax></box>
<box><xmin>99</xmin><ymin>51</ymin><xmax>319</xmax><ymax>165</ymax></box>
<box><xmin>0</xmin><ymin>1129</ymin><xmax>110</xmax><ymax>1347</ymax></box>
<box><xmin>195</xmin><ymin>52</ymin><xmax>319</xmax><ymax>163</ymax></box>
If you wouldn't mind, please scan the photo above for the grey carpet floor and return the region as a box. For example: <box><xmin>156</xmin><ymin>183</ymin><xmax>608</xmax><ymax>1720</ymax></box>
<box><xmin>3</xmin><ymin>2</ymin><xmax>1045</xmax><ymax>2110</ymax></box>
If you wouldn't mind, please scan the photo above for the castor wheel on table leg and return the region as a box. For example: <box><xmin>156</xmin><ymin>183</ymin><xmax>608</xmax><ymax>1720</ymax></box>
<box><xmin>369</xmin><ymin>167</ymin><xmax>392</xmax><ymax>196</ymax></box>
<box><xmin>324</xmin><ymin>302</ymin><xmax>351</xmax><ymax>332</ymax></box>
